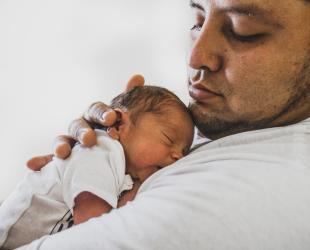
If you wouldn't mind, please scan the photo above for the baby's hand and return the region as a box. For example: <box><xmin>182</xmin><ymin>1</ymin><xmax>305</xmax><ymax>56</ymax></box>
<box><xmin>117</xmin><ymin>181</ymin><xmax>141</xmax><ymax>208</ymax></box>
<box><xmin>27</xmin><ymin>75</ymin><xmax>145</xmax><ymax>171</ymax></box>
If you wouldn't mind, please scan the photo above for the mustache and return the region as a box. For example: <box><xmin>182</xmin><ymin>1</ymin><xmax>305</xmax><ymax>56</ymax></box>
<box><xmin>187</xmin><ymin>67</ymin><xmax>227</xmax><ymax>96</ymax></box>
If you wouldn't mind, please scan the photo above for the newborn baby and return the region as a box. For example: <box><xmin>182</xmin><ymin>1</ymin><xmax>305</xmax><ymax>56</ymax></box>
<box><xmin>0</xmin><ymin>85</ymin><xmax>194</xmax><ymax>249</ymax></box>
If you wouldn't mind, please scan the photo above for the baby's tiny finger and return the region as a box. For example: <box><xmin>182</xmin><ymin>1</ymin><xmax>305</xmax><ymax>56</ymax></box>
<box><xmin>126</xmin><ymin>74</ymin><xmax>145</xmax><ymax>91</ymax></box>
<box><xmin>79</xmin><ymin>128</ymin><xmax>97</xmax><ymax>147</ymax></box>
<box><xmin>101</xmin><ymin>110</ymin><xmax>118</xmax><ymax>127</ymax></box>
<box><xmin>26</xmin><ymin>154</ymin><xmax>54</xmax><ymax>171</ymax></box>
<box><xmin>84</xmin><ymin>102</ymin><xmax>116</xmax><ymax>126</ymax></box>
<box><xmin>68</xmin><ymin>118</ymin><xmax>97</xmax><ymax>147</ymax></box>
<box><xmin>53</xmin><ymin>136</ymin><xmax>75</xmax><ymax>159</ymax></box>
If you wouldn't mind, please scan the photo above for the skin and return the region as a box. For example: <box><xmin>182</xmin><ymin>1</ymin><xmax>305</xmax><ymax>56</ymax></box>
<box><xmin>72</xmin><ymin>107</ymin><xmax>194</xmax><ymax>224</ymax></box>
<box><xmin>73</xmin><ymin>180</ymin><xmax>142</xmax><ymax>224</ymax></box>
<box><xmin>24</xmin><ymin>0</ymin><xmax>310</xmax><ymax>226</ymax></box>
<box><xmin>115</xmin><ymin>110</ymin><xmax>194</xmax><ymax>182</ymax></box>
<box><xmin>27</xmin><ymin>75</ymin><xmax>145</xmax><ymax>170</ymax></box>
<box><xmin>188</xmin><ymin>0</ymin><xmax>310</xmax><ymax>139</ymax></box>
<box><xmin>73</xmin><ymin>192</ymin><xmax>112</xmax><ymax>225</ymax></box>
<box><xmin>28</xmin><ymin>1</ymin><xmax>310</xmax><ymax>168</ymax></box>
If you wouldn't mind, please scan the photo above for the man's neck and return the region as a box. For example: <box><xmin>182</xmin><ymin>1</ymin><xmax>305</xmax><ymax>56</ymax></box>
<box><xmin>205</xmin><ymin>108</ymin><xmax>310</xmax><ymax>141</ymax></box>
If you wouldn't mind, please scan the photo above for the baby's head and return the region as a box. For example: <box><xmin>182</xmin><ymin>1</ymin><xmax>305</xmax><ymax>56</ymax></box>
<box><xmin>108</xmin><ymin>86</ymin><xmax>194</xmax><ymax>182</ymax></box>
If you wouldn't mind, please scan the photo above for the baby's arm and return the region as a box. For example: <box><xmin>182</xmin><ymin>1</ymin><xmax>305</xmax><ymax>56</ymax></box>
<box><xmin>73</xmin><ymin>181</ymin><xmax>140</xmax><ymax>224</ymax></box>
<box><xmin>61</xmin><ymin>131</ymin><xmax>132</xmax><ymax>224</ymax></box>
<box><xmin>73</xmin><ymin>191</ymin><xmax>112</xmax><ymax>225</ymax></box>
<box><xmin>117</xmin><ymin>181</ymin><xmax>141</xmax><ymax>208</ymax></box>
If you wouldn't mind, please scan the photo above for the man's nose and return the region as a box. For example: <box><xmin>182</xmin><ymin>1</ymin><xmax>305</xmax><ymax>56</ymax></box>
<box><xmin>188</xmin><ymin>24</ymin><xmax>223</xmax><ymax>72</ymax></box>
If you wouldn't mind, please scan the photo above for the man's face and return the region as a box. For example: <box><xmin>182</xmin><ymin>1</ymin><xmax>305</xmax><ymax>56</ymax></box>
<box><xmin>187</xmin><ymin>0</ymin><xmax>310</xmax><ymax>139</ymax></box>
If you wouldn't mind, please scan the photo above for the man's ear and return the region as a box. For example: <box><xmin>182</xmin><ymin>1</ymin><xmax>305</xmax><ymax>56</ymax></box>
<box><xmin>106</xmin><ymin>109</ymin><xmax>130</xmax><ymax>140</ymax></box>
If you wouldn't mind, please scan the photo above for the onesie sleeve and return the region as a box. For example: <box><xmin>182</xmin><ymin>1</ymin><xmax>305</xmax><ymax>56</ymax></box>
<box><xmin>61</xmin><ymin>133</ymin><xmax>127</xmax><ymax>209</ymax></box>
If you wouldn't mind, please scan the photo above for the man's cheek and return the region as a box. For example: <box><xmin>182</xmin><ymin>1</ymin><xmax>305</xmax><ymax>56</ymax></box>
<box><xmin>227</xmin><ymin>95</ymin><xmax>251</xmax><ymax>116</ymax></box>
<box><xmin>227</xmin><ymin>89</ymin><xmax>262</xmax><ymax>117</ymax></box>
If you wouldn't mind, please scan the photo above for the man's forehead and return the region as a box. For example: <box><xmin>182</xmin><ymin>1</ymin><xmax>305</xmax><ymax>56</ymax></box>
<box><xmin>190</xmin><ymin>0</ymin><xmax>308</xmax><ymax>9</ymax></box>
<box><xmin>189</xmin><ymin>0</ymin><xmax>310</xmax><ymax>23</ymax></box>
<box><xmin>189</xmin><ymin>0</ymin><xmax>283</xmax><ymax>27</ymax></box>
<box><xmin>190</xmin><ymin>0</ymin><xmax>310</xmax><ymax>23</ymax></box>
<box><xmin>190</xmin><ymin>0</ymin><xmax>275</xmax><ymax>10</ymax></box>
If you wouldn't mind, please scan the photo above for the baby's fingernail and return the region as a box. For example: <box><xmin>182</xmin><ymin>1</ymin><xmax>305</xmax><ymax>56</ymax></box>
<box><xmin>55</xmin><ymin>143</ymin><xmax>71</xmax><ymax>159</ymax></box>
<box><xmin>80</xmin><ymin>129</ymin><xmax>97</xmax><ymax>147</ymax></box>
<box><xmin>101</xmin><ymin>111</ymin><xmax>117</xmax><ymax>126</ymax></box>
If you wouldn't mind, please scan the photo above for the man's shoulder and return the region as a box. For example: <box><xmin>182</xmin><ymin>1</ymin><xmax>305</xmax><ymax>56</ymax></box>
<box><xmin>138</xmin><ymin>119</ymin><xmax>310</xmax><ymax>247</ymax></box>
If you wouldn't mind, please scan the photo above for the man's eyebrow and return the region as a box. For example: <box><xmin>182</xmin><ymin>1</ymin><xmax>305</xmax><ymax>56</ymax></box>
<box><xmin>221</xmin><ymin>4</ymin><xmax>283</xmax><ymax>28</ymax></box>
<box><xmin>190</xmin><ymin>0</ymin><xmax>204</xmax><ymax>11</ymax></box>
<box><xmin>189</xmin><ymin>1</ymin><xmax>282</xmax><ymax>28</ymax></box>
<box><xmin>220</xmin><ymin>4</ymin><xmax>271</xmax><ymax>16</ymax></box>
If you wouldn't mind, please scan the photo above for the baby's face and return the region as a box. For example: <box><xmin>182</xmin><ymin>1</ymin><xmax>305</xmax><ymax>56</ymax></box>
<box><xmin>119</xmin><ymin>109</ymin><xmax>194</xmax><ymax>182</ymax></box>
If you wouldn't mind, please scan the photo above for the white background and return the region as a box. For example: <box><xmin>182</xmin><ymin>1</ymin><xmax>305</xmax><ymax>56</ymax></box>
<box><xmin>0</xmin><ymin>1</ymin><xmax>192</xmax><ymax>200</ymax></box>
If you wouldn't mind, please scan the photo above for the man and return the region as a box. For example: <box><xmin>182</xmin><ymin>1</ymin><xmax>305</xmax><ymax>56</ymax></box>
<box><xmin>25</xmin><ymin>0</ymin><xmax>310</xmax><ymax>249</ymax></box>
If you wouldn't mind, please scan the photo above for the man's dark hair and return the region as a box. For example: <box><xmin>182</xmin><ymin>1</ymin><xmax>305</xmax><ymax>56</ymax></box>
<box><xmin>110</xmin><ymin>86</ymin><xmax>191</xmax><ymax>124</ymax></box>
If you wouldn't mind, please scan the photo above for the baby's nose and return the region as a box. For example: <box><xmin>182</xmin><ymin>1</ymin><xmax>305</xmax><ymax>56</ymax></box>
<box><xmin>171</xmin><ymin>150</ymin><xmax>183</xmax><ymax>161</ymax></box>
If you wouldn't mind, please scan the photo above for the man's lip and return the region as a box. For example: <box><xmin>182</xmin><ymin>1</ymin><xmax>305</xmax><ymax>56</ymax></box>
<box><xmin>188</xmin><ymin>82</ymin><xmax>222</xmax><ymax>101</ymax></box>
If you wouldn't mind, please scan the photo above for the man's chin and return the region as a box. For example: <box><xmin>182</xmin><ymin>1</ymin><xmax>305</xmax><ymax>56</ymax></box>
<box><xmin>188</xmin><ymin>102</ymin><xmax>252</xmax><ymax>139</ymax></box>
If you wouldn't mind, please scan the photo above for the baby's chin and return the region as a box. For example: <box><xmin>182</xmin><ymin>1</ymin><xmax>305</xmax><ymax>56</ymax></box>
<box><xmin>135</xmin><ymin>166</ymin><xmax>164</xmax><ymax>182</ymax></box>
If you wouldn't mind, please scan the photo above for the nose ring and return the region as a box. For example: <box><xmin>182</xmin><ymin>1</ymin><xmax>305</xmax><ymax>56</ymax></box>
<box><xmin>188</xmin><ymin>68</ymin><xmax>208</xmax><ymax>84</ymax></box>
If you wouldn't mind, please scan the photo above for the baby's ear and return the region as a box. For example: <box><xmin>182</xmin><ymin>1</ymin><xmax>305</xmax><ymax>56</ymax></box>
<box><xmin>107</xmin><ymin>127</ymin><xmax>120</xmax><ymax>140</ymax></box>
<box><xmin>107</xmin><ymin>109</ymin><xmax>130</xmax><ymax>140</ymax></box>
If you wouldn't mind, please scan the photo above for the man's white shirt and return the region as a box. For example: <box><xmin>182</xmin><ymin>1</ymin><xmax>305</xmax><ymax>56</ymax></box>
<box><xmin>20</xmin><ymin>118</ymin><xmax>310</xmax><ymax>250</ymax></box>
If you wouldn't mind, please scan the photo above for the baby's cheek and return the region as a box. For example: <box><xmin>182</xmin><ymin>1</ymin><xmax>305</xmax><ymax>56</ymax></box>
<box><xmin>133</xmin><ymin>150</ymin><xmax>155</xmax><ymax>168</ymax></box>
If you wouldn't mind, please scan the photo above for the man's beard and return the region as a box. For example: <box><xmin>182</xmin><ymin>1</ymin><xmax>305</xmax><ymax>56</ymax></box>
<box><xmin>188</xmin><ymin>103</ymin><xmax>261</xmax><ymax>139</ymax></box>
<box><xmin>189</xmin><ymin>49</ymin><xmax>310</xmax><ymax>140</ymax></box>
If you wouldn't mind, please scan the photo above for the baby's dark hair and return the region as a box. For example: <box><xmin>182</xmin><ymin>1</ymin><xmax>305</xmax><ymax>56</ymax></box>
<box><xmin>110</xmin><ymin>86</ymin><xmax>191</xmax><ymax>124</ymax></box>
